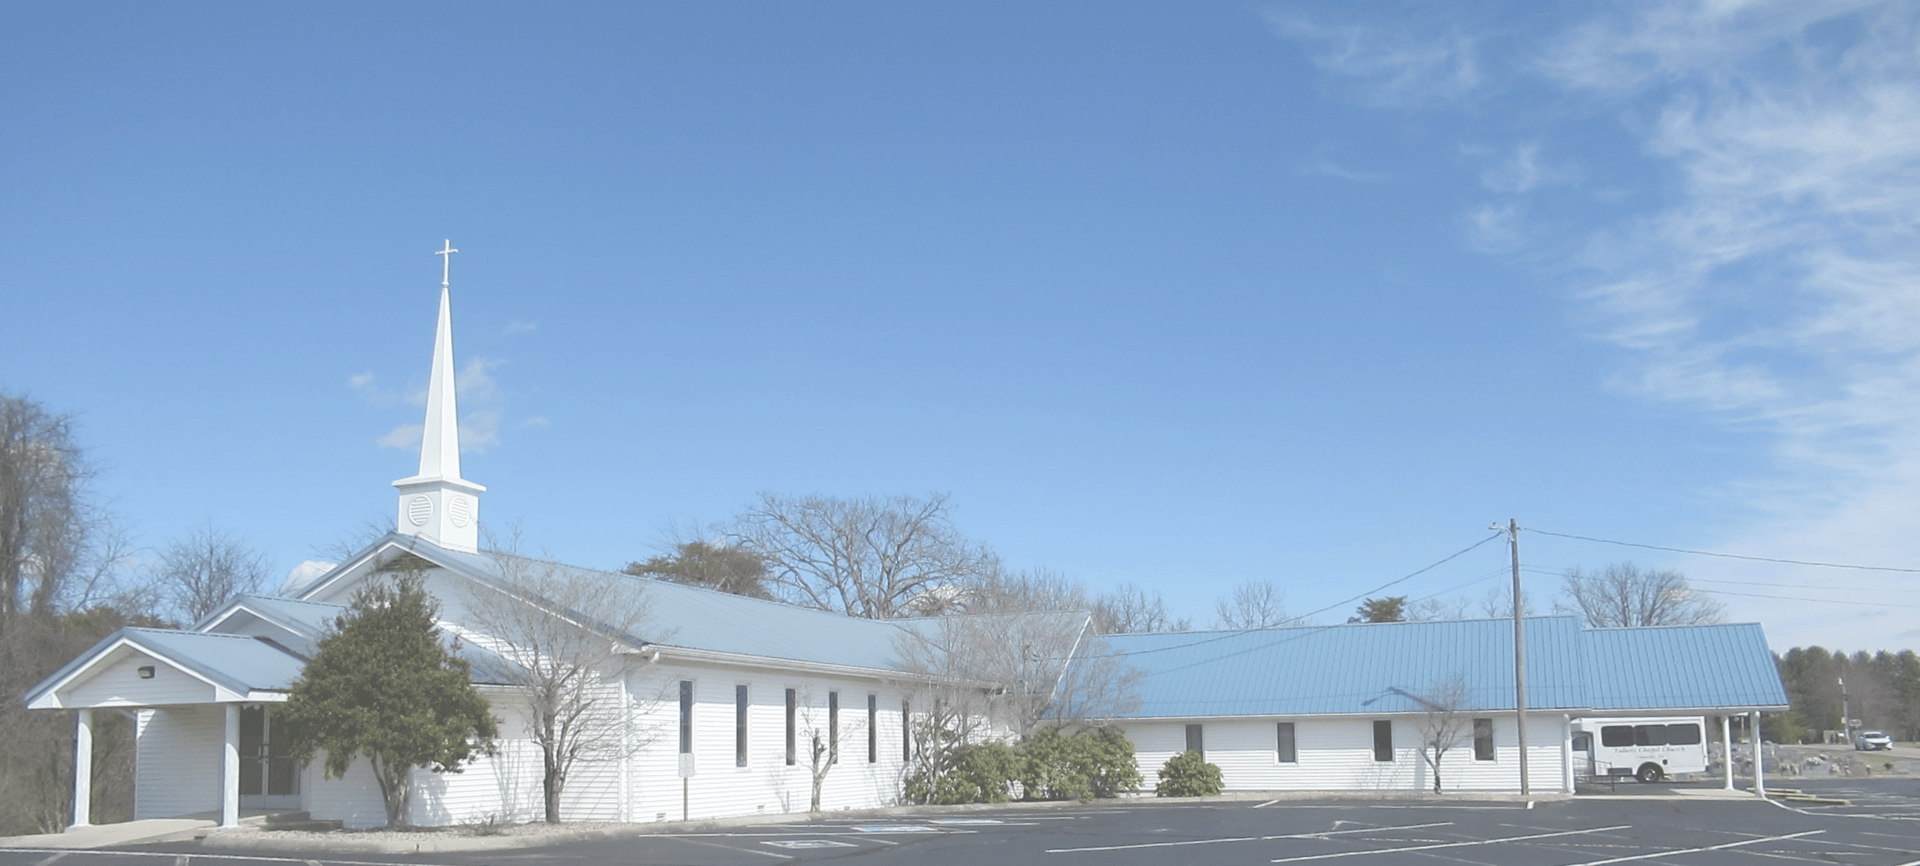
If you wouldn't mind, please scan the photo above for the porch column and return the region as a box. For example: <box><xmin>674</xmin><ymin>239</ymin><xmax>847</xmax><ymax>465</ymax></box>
<box><xmin>1559</xmin><ymin>714</ymin><xmax>1573</xmax><ymax>793</ymax></box>
<box><xmin>1721</xmin><ymin>715</ymin><xmax>1735</xmax><ymax>790</ymax></box>
<box><xmin>1749</xmin><ymin>710</ymin><xmax>1765</xmax><ymax>799</ymax></box>
<box><xmin>70</xmin><ymin>709</ymin><xmax>93</xmax><ymax>829</ymax></box>
<box><xmin>222</xmin><ymin>704</ymin><xmax>240</xmax><ymax>827</ymax></box>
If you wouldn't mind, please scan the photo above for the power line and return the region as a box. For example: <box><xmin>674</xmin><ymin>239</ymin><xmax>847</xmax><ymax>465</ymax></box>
<box><xmin>1093</xmin><ymin>532</ymin><xmax>1507</xmax><ymax>666</ymax></box>
<box><xmin>1524</xmin><ymin>528</ymin><xmax>1920</xmax><ymax>573</ymax></box>
<box><xmin>1686</xmin><ymin>575</ymin><xmax>1920</xmax><ymax>594</ymax></box>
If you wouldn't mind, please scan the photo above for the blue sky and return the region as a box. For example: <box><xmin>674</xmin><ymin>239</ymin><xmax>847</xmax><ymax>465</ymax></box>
<box><xmin>5</xmin><ymin>1</ymin><xmax>1916</xmax><ymax>651</ymax></box>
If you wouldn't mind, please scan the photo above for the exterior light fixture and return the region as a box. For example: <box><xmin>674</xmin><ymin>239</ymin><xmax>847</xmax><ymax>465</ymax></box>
<box><xmin>137</xmin><ymin>666</ymin><xmax>156</xmax><ymax>679</ymax></box>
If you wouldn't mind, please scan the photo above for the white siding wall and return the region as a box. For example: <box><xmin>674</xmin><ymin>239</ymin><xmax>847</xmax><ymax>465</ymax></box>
<box><xmin>620</xmin><ymin>663</ymin><xmax>914</xmax><ymax>823</ymax></box>
<box><xmin>134</xmin><ymin>706</ymin><xmax>222</xmax><ymax>819</ymax></box>
<box><xmin>68</xmin><ymin>652</ymin><xmax>217</xmax><ymax>707</ymax></box>
<box><xmin>1130</xmin><ymin>714</ymin><xmax>1569</xmax><ymax>794</ymax></box>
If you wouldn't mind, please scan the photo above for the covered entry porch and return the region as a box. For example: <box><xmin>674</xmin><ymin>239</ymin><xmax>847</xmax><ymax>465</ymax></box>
<box><xmin>24</xmin><ymin>627</ymin><xmax>307</xmax><ymax>829</ymax></box>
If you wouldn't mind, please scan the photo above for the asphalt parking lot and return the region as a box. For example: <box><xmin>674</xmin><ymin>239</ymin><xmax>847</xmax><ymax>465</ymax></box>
<box><xmin>4</xmin><ymin>790</ymin><xmax>1917</xmax><ymax>866</ymax></box>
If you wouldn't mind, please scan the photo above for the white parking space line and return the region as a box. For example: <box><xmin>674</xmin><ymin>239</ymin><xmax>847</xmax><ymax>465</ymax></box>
<box><xmin>1046</xmin><ymin>821</ymin><xmax>1454</xmax><ymax>853</ymax></box>
<box><xmin>1252</xmin><ymin>799</ymin><xmax>1282</xmax><ymax>809</ymax></box>
<box><xmin>1269</xmin><ymin>824</ymin><xmax>1633</xmax><ymax>863</ymax></box>
<box><xmin>1568</xmin><ymin>830</ymin><xmax>1824</xmax><ymax>865</ymax></box>
<box><xmin>658</xmin><ymin>835</ymin><xmax>791</xmax><ymax>860</ymax></box>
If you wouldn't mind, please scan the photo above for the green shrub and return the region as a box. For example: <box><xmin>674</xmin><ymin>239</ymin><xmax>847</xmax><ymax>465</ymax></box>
<box><xmin>904</xmin><ymin>741</ymin><xmax>1024</xmax><ymax>805</ymax></box>
<box><xmin>1019</xmin><ymin>726</ymin><xmax>1143</xmax><ymax>801</ymax></box>
<box><xmin>904</xmin><ymin>727</ymin><xmax>1142</xmax><ymax>805</ymax></box>
<box><xmin>1155</xmin><ymin>750</ymin><xmax>1223</xmax><ymax>797</ymax></box>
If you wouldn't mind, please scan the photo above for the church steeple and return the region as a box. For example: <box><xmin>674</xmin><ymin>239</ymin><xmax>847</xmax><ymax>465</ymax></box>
<box><xmin>392</xmin><ymin>240</ymin><xmax>486</xmax><ymax>552</ymax></box>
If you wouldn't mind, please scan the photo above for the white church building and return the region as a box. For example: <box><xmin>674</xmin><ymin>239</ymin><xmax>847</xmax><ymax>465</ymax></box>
<box><xmin>27</xmin><ymin>246</ymin><xmax>1789</xmax><ymax>830</ymax></box>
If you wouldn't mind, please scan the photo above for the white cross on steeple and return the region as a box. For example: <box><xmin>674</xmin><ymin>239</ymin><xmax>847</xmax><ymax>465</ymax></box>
<box><xmin>435</xmin><ymin>239</ymin><xmax>458</xmax><ymax>288</ymax></box>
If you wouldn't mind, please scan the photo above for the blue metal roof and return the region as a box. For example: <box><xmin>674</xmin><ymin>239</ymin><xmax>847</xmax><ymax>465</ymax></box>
<box><xmin>1102</xmin><ymin>617</ymin><xmax>1587</xmax><ymax>718</ymax></box>
<box><xmin>1102</xmin><ymin>616</ymin><xmax>1786</xmax><ymax>719</ymax></box>
<box><xmin>205</xmin><ymin>594</ymin><xmax>345</xmax><ymax>639</ymax></box>
<box><xmin>26</xmin><ymin>627</ymin><xmax>308</xmax><ymax>706</ymax></box>
<box><xmin>422</xmin><ymin>542</ymin><xmax>928</xmax><ymax>672</ymax></box>
<box><xmin>1581</xmin><ymin>623</ymin><xmax>1787</xmax><ymax>711</ymax></box>
<box><xmin>124</xmin><ymin>628</ymin><xmax>309</xmax><ymax>692</ymax></box>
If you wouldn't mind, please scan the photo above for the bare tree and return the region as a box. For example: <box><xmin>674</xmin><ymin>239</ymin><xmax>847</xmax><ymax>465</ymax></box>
<box><xmin>1091</xmin><ymin>583</ymin><xmax>1191</xmax><ymax>634</ymax></box>
<box><xmin>310</xmin><ymin>514</ymin><xmax>397</xmax><ymax>564</ymax></box>
<box><xmin>1405</xmin><ymin>595</ymin><xmax>1472</xmax><ymax>622</ymax></box>
<box><xmin>152</xmin><ymin>522</ymin><xmax>269</xmax><ymax>623</ymax></box>
<box><xmin>730</xmin><ymin>492</ymin><xmax>999</xmax><ymax>619</ymax></box>
<box><xmin>462</xmin><ymin>546</ymin><xmax>668</xmax><ymax>822</ymax></box>
<box><xmin>1392</xmin><ymin>677</ymin><xmax>1472</xmax><ymax>793</ymax></box>
<box><xmin>1213</xmin><ymin>580</ymin><xmax>1295</xmax><ymax>629</ymax></box>
<box><xmin>967</xmin><ymin>566</ymin><xmax>1087</xmax><ymax>614</ymax></box>
<box><xmin>791</xmin><ymin>689</ymin><xmax>859</xmax><ymax>812</ymax></box>
<box><xmin>1557</xmin><ymin>562</ymin><xmax>1725</xmax><ymax>628</ymax></box>
<box><xmin>0</xmin><ymin>395</ymin><xmax>93</xmax><ymax>622</ymax></box>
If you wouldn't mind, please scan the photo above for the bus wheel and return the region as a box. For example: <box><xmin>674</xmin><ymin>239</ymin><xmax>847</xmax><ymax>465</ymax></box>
<box><xmin>1635</xmin><ymin>764</ymin><xmax>1664</xmax><ymax>783</ymax></box>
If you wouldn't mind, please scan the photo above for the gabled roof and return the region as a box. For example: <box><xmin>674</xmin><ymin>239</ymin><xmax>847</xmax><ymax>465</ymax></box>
<box><xmin>1104</xmin><ymin>617</ymin><xmax>1587</xmax><ymax>718</ymax></box>
<box><xmin>1581</xmin><ymin>622</ymin><xmax>1787</xmax><ymax>712</ymax></box>
<box><xmin>300</xmin><ymin>534</ymin><xmax>936</xmax><ymax>674</ymax></box>
<box><xmin>26</xmin><ymin>628</ymin><xmax>307</xmax><ymax>709</ymax></box>
<box><xmin>196</xmin><ymin>594</ymin><xmax>344</xmax><ymax>641</ymax></box>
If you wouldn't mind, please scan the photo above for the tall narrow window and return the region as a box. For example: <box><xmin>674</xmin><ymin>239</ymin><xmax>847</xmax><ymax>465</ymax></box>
<box><xmin>1276</xmin><ymin>722</ymin><xmax>1297</xmax><ymax>763</ymax></box>
<box><xmin>736</xmin><ymin>685</ymin><xmax>750</xmax><ymax>767</ymax></box>
<box><xmin>1372</xmin><ymin>720</ymin><xmax>1394</xmax><ymax>762</ymax></box>
<box><xmin>678</xmin><ymin>680</ymin><xmax>694</xmax><ymax>754</ymax></box>
<box><xmin>1185</xmin><ymin>723</ymin><xmax>1205</xmax><ymax>758</ymax></box>
<box><xmin>867</xmin><ymin>695</ymin><xmax>878</xmax><ymax>763</ymax></box>
<box><xmin>828</xmin><ymin>691</ymin><xmax>840</xmax><ymax>764</ymax></box>
<box><xmin>1473</xmin><ymin>718</ymin><xmax>1494</xmax><ymax>761</ymax></box>
<box><xmin>901</xmin><ymin>700</ymin><xmax>912</xmax><ymax>762</ymax></box>
<box><xmin>784</xmin><ymin>688</ymin><xmax>797</xmax><ymax>766</ymax></box>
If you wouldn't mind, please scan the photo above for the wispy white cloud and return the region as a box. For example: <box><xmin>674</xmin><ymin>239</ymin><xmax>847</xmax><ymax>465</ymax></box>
<box><xmin>1275</xmin><ymin>0</ymin><xmax>1920</xmax><ymax>648</ymax></box>
<box><xmin>1264</xmin><ymin>9</ymin><xmax>1485</xmax><ymax>108</ymax></box>
<box><xmin>1294</xmin><ymin>153</ymin><xmax>1393</xmax><ymax>183</ymax></box>
<box><xmin>1476</xmin><ymin>142</ymin><xmax>1552</xmax><ymax>194</ymax></box>
<box><xmin>1553</xmin><ymin>4</ymin><xmax>1920</xmax><ymax>647</ymax></box>
<box><xmin>502</xmin><ymin>320</ymin><xmax>538</xmax><ymax>335</ymax></box>
<box><xmin>1463</xmin><ymin>201</ymin><xmax>1530</xmax><ymax>254</ymax></box>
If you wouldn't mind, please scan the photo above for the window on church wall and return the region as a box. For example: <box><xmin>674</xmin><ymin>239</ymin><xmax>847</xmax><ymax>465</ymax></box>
<box><xmin>736</xmin><ymin>685</ymin><xmax>750</xmax><ymax>767</ymax></box>
<box><xmin>678</xmin><ymin>680</ymin><xmax>694</xmax><ymax>755</ymax></box>
<box><xmin>867</xmin><ymin>694</ymin><xmax>878</xmax><ymax>763</ymax></box>
<box><xmin>1372</xmin><ymin>720</ymin><xmax>1394</xmax><ymax>762</ymax></box>
<box><xmin>784</xmin><ymin>688</ymin><xmax>797</xmax><ymax>766</ymax></box>
<box><xmin>1473</xmin><ymin>718</ymin><xmax>1495</xmax><ymax>761</ymax></box>
<box><xmin>1276</xmin><ymin>722</ymin><xmax>1297</xmax><ymax>763</ymax></box>
<box><xmin>901</xmin><ymin>699</ymin><xmax>912</xmax><ymax>763</ymax></box>
<box><xmin>1185</xmin><ymin>723</ymin><xmax>1204</xmax><ymax>759</ymax></box>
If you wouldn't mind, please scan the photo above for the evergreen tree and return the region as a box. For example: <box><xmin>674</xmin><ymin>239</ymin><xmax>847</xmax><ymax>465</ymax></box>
<box><xmin>280</xmin><ymin>572</ymin><xmax>497</xmax><ymax>827</ymax></box>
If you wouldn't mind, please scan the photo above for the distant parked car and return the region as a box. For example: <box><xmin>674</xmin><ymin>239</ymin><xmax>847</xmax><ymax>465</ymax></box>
<box><xmin>1854</xmin><ymin>730</ymin><xmax>1894</xmax><ymax>751</ymax></box>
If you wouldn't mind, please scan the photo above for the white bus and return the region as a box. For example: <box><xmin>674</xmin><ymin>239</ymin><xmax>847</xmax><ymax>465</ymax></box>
<box><xmin>1571</xmin><ymin>717</ymin><xmax>1708</xmax><ymax>783</ymax></box>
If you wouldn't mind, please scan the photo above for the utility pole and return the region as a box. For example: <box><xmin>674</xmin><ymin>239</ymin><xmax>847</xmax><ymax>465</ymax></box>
<box><xmin>1498</xmin><ymin>519</ymin><xmax>1530</xmax><ymax>795</ymax></box>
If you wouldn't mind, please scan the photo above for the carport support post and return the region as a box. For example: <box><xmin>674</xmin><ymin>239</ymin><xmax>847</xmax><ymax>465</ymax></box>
<box><xmin>70</xmin><ymin>709</ymin><xmax>93</xmax><ymax>829</ymax></box>
<box><xmin>1748</xmin><ymin>710</ymin><xmax>1766</xmax><ymax>799</ymax></box>
<box><xmin>1721</xmin><ymin>715</ymin><xmax>1734</xmax><ymax>790</ymax></box>
<box><xmin>222</xmin><ymin>704</ymin><xmax>241</xmax><ymax>827</ymax></box>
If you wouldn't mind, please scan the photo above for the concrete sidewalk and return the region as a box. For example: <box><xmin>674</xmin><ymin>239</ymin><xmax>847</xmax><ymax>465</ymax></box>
<box><xmin>0</xmin><ymin>819</ymin><xmax>216</xmax><ymax>849</ymax></box>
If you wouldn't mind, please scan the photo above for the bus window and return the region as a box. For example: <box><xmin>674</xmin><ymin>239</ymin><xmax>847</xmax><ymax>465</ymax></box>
<box><xmin>1633</xmin><ymin>725</ymin><xmax>1669</xmax><ymax>746</ymax></box>
<box><xmin>1600</xmin><ymin>726</ymin><xmax>1634</xmax><ymax>747</ymax></box>
<box><xmin>1665</xmin><ymin>724</ymin><xmax>1702</xmax><ymax>745</ymax></box>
